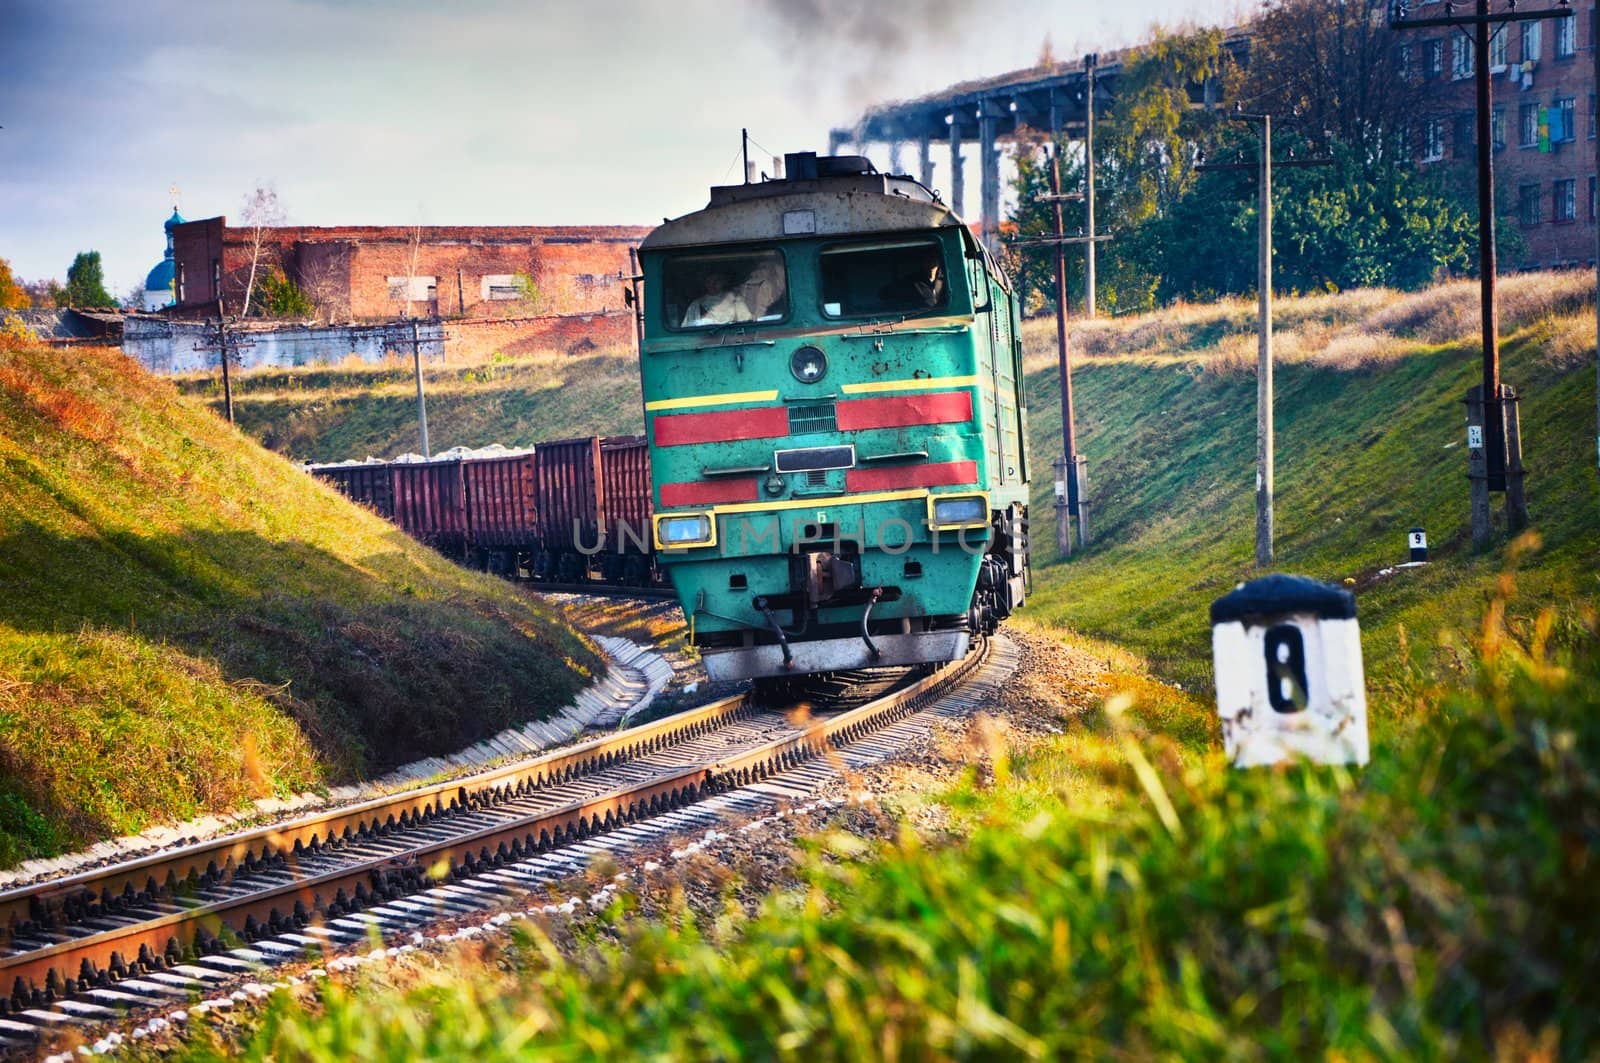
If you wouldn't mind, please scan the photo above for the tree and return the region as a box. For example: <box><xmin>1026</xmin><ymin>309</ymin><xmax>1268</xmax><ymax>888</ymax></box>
<box><xmin>0</xmin><ymin>257</ymin><xmax>28</xmax><ymax>310</ymax></box>
<box><xmin>1001</xmin><ymin>129</ymin><xmax>1085</xmax><ymax>317</ymax></box>
<box><xmin>1246</xmin><ymin>0</ymin><xmax>1425</xmax><ymax>175</ymax></box>
<box><xmin>124</xmin><ymin>284</ymin><xmax>148</xmax><ymax>311</ymax></box>
<box><xmin>23</xmin><ymin>278</ymin><xmax>65</xmax><ymax>309</ymax></box>
<box><xmin>257</xmin><ymin>269</ymin><xmax>314</xmax><ymax>317</ymax></box>
<box><xmin>239</xmin><ymin>184</ymin><xmax>286</xmax><ymax>317</ymax></box>
<box><xmin>63</xmin><ymin>252</ymin><xmax>113</xmax><ymax>307</ymax></box>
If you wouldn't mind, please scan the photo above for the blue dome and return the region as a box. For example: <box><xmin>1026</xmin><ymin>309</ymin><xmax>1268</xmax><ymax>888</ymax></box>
<box><xmin>145</xmin><ymin>259</ymin><xmax>175</xmax><ymax>293</ymax></box>
<box><xmin>164</xmin><ymin>208</ymin><xmax>186</xmax><ymax>232</ymax></box>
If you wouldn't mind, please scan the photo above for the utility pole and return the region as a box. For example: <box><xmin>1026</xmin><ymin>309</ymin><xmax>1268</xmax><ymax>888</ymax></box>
<box><xmin>216</xmin><ymin>298</ymin><xmax>234</xmax><ymax>425</ymax></box>
<box><xmin>1198</xmin><ymin>119</ymin><xmax>1332</xmax><ymax>567</ymax></box>
<box><xmin>1083</xmin><ymin>53</ymin><xmax>1099</xmax><ymax>319</ymax></box>
<box><xmin>1050</xmin><ymin>145</ymin><xmax>1075</xmax><ymax>557</ymax></box>
<box><xmin>410</xmin><ymin>318</ymin><xmax>431</xmax><ymax>458</ymax></box>
<box><xmin>1389</xmin><ymin>0</ymin><xmax>1562</xmax><ymax>544</ymax></box>
<box><xmin>1594</xmin><ymin>0</ymin><xmax>1600</xmax><ymax>511</ymax></box>
<box><xmin>1256</xmin><ymin>115</ymin><xmax>1273</xmax><ymax>567</ymax></box>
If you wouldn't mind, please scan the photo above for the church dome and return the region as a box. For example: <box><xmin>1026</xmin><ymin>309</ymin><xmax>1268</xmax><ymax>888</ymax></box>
<box><xmin>164</xmin><ymin>208</ymin><xmax>186</xmax><ymax>232</ymax></box>
<box><xmin>145</xmin><ymin>258</ymin><xmax>175</xmax><ymax>294</ymax></box>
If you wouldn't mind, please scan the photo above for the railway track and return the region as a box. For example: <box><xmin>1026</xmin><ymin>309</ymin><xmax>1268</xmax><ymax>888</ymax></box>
<box><xmin>0</xmin><ymin>634</ymin><xmax>1015</xmax><ymax>1052</ymax></box>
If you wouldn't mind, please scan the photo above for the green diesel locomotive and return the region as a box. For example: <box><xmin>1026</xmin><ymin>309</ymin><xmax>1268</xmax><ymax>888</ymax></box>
<box><xmin>637</xmin><ymin>152</ymin><xmax>1030</xmax><ymax>682</ymax></box>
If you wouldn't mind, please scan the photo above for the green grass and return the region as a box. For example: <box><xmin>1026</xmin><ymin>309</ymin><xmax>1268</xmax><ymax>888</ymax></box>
<box><xmin>186</xmin><ymin>580</ymin><xmax>1600</xmax><ymax>1059</ymax></box>
<box><xmin>174</xmin><ymin>350</ymin><xmax>644</xmax><ymax>462</ymax></box>
<box><xmin>0</xmin><ymin>342</ymin><xmax>601</xmax><ymax>866</ymax></box>
<box><xmin>1019</xmin><ymin>272</ymin><xmax>1600</xmax><ymax>723</ymax></box>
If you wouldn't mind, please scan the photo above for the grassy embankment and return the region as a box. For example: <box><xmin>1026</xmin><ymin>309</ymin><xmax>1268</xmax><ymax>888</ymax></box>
<box><xmin>1019</xmin><ymin>271</ymin><xmax>1600</xmax><ymax>718</ymax></box>
<box><xmin>186</xmin><ymin>274</ymin><xmax>1599</xmax><ymax>1058</ymax></box>
<box><xmin>174</xmin><ymin>347</ymin><xmax>642</xmax><ymax>463</ymax></box>
<box><xmin>0</xmin><ymin>342</ymin><xmax>600</xmax><ymax>866</ymax></box>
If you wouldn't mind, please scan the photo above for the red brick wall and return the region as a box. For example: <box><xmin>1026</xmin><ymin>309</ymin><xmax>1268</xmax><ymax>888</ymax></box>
<box><xmin>173</xmin><ymin>222</ymin><xmax>650</xmax><ymax>320</ymax></box>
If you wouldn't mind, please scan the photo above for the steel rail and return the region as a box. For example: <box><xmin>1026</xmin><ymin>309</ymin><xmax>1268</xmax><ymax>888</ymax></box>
<box><xmin>0</xmin><ymin>639</ymin><xmax>987</xmax><ymax>1014</ymax></box>
<box><xmin>0</xmin><ymin>691</ymin><xmax>752</xmax><ymax>949</ymax></box>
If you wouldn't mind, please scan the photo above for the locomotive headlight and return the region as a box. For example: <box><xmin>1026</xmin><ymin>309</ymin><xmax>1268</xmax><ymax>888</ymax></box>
<box><xmin>790</xmin><ymin>345</ymin><xmax>828</xmax><ymax>384</ymax></box>
<box><xmin>929</xmin><ymin>494</ymin><xmax>988</xmax><ymax>529</ymax></box>
<box><xmin>655</xmin><ymin>513</ymin><xmax>714</xmax><ymax>548</ymax></box>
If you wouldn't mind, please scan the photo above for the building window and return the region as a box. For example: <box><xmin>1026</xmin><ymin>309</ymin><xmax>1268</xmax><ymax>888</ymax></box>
<box><xmin>177</xmin><ymin>263</ymin><xmax>186</xmax><ymax>303</ymax></box>
<box><xmin>1396</xmin><ymin>43</ymin><xmax>1415</xmax><ymax>80</ymax></box>
<box><xmin>1553</xmin><ymin>96</ymin><xmax>1576</xmax><ymax>143</ymax></box>
<box><xmin>1424</xmin><ymin>39</ymin><xmax>1444</xmax><ymax>80</ymax></box>
<box><xmin>481</xmin><ymin>274</ymin><xmax>522</xmax><ymax>301</ymax></box>
<box><xmin>387</xmin><ymin>275</ymin><xmax>437</xmax><ymax>301</ymax></box>
<box><xmin>1451</xmin><ymin>36</ymin><xmax>1475</xmax><ymax>79</ymax></box>
<box><xmin>1422</xmin><ymin>118</ymin><xmax>1447</xmax><ymax>162</ymax></box>
<box><xmin>1590</xmin><ymin>92</ymin><xmax>1597</xmax><ymax>139</ymax></box>
<box><xmin>1522</xmin><ymin>21</ymin><xmax>1542</xmax><ymax>64</ymax></box>
<box><xmin>1556</xmin><ymin>12</ymin><xmax>1576</xmax><ymax>57</ymax></box>
<box><xmin>1454</xmin><ymin>112</ymin><xmax>1476</xmax><ymax>156</ymax></box>
<box><xmin>1489</xmin><ymin>24</ymin><xmax>1509</xmax><ymax>69</ymax></box>
<box><xmin>1554</xmin><ymin>178</ymin><xmax>1577</xmax><ymax>222</ymax></box>
<box><xmin>1493</xmin><ymin>106</ymin><xmax>1506</xmax><ymax>150</ymax></box>
<box><xmin>1519</xmin><ymin>183</ymin><xmax>1542</xmax><ymax>225</ymax></box>
<box><xmin>1520</xmin><ymin>102</ymin><xmax>1540</xmax><ymax>147</ymax></box>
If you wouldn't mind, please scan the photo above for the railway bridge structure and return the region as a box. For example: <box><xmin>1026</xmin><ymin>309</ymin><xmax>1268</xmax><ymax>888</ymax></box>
<box><xmin>827</xmin><ymin>34</ymin><xmax>1251</xmax><ymax>257</ymax></box>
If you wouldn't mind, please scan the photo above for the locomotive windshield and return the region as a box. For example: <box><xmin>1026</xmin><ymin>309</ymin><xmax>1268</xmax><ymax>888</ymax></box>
<box><xmin>662</xmin><ymin>249</ymin><xmax>788</xmax><ymax>329</ymax></box>
<box><xmin>819</xmin><ymin>237</ymin><xmax>949</xmax><ymax>318</ymax></box>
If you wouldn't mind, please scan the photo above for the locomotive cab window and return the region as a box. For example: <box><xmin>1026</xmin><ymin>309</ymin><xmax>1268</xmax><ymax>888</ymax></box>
<box><xmin>819</xmin><ymin>238</ymin><xmax>950</xmax><ymax>318</ymax></box>
<box><xmin>662</xmin><ymin>249</ymin><xmax>788</xmax><ymax>329</ymax></box>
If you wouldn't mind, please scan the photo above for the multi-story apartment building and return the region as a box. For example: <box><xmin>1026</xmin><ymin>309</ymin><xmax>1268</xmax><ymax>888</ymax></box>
<box><xmin>1402</xmin><ymin>2</ymin><xmax>1597</xmax><ymax>268</ymax></box>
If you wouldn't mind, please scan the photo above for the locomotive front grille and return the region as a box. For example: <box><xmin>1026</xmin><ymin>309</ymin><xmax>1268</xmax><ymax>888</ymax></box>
<box><xmin>787</xmin><ymin>401</ymin><xmax>837</xmax><ymax>435</ymax></box>
<box><xmin>774</xmin><ymin>445</ymin><xmax>855</xmax><ymax>473</ymax></box>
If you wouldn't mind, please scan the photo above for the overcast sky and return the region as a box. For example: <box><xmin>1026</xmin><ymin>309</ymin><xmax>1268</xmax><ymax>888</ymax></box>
<box><xmin>1</xmin><ymin>0</ymin><xmax>1238</xmax><ymax>296</ymax></box>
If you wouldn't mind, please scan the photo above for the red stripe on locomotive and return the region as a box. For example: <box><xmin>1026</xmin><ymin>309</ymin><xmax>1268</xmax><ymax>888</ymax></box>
<box><xmin>653</xmin><ymin>406</ymin><xmax>789</xmax><ymax>447</ymax></box>
<box><xmin>660</xmin><ymin>478</ymin><xmax>760</xmax><ymax>507</ymax></box>
<box><xmin>835</xmin><ymin>391</ymin><xmax>972</xmax><ymax>431</ymax></box>
<box><xmin>845</xmin><ymin>460</ymin><xmax>978</xmax><ymax>493</ymax></box>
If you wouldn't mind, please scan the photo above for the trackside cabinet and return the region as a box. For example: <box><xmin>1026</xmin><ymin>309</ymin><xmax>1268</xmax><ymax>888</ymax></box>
<box><xmin>1210</xmin><ymin>574</ymin><xmax>1369</xmax><ymax>768</ymax></box>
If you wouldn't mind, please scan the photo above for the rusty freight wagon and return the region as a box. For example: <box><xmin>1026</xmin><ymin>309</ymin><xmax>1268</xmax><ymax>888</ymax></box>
<box><xmin>309</xmin><ymin>435</ymin><xmax>658</xmax><ymax>585</ymax></box>
<box><xmin>309</xmin><ymin>462</ymin><xmax>395</xmax><ymax>519</ymax></box>
<box><xmin>599</xmin><ymin>435</ymin><xmax>655</xmax><ymax>585</ymax></box>
<box><xmin>389</xmin><ymin>458</ymin><xmax>469</xmax><ymax>556</ymax></box>
<box><xmin>461</xmin><ymin>449</ymin><xmax>538</xmax><ymax>576</ymax></box>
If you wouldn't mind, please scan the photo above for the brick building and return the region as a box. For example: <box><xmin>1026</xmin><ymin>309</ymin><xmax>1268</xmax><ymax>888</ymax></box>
<box><xmin>169</xmin><ymin>219</ymin><xmax>651</xmax><ymax>336</ymax></box>
<box><xmin>1405</xmin><ymin>3</ymin><xmax>1597</xmax><ymax>268</ymax></box>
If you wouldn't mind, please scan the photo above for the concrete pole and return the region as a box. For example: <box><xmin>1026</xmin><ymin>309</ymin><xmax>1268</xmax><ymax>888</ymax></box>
<box><xmin>1256</xmin><ymin>115</ymin><xmax>1274</xmax><ymax>568</ymax></box>
<box><xmin>1084</xmin><ymin>54</ymin><xmax>1098</xmax><ymax>319</ymax></box>
<box><xmin>979</xmin><ymin>102</ymin><xmax>1001</xmax><ymax>257</ymax></box>
<box><xmin>949</xmin><ymin>119</ymin><xmax>965</xmax><ymax>220</ymax></box>
<box><xmin>918</xmin><ymin>134</ymin><xmax>934</xmax><ymax>189</ymax></box>
<box><xmin>1050</xmin><ymin>145</ymin><xmax>1078</xmax><ymax>558</ymax></box>
<box><xmin>412</xmin><ymin>318</ymin><xmax>431</xmax><ymax>458</ymax></box>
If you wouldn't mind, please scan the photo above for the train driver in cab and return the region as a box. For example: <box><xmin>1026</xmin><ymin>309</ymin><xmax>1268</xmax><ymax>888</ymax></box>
<box><xmin>879</xmin><ymin>249</ymin><xmax>946</xmax><ymax>310</ymax></box>
<box><xmin>681</xmin><ymin>271</ymin><xmax>754</xmax><ymax>327</ymax></box>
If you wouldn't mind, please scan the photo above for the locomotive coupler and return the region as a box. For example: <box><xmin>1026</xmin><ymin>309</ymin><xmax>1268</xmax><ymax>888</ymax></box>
<box><xmin>860</xmin><ymin>587</ymin><xmax>883</xmax><ymax>659</ymax></box>
<box><xmin>754</xmin><ymin>597</ymin><xmax>795</xmax><ymax>669</ymax></box>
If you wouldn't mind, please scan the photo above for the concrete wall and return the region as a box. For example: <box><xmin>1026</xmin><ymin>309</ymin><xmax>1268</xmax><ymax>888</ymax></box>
<box><xmin>124</xmin><ymin>317</ymin><xmax>445</xmax><ymax>374</ymax></box>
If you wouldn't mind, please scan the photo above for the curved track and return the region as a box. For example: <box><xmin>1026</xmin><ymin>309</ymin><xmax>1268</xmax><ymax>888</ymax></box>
<box><xmin>0</xmin><ymin>635</ymin><xmax>1008</xmax><ymax>1048</ymax></box>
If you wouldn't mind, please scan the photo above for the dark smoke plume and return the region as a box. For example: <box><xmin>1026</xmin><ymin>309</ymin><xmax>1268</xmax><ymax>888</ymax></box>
<box><xmin>747</xmin><ymin>0</ymin><xmax>984</xmax><ymax>107</ymax></box>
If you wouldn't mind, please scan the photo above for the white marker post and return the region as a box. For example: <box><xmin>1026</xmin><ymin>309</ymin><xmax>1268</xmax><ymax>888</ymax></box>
<box><xmin>1210</xmin><ymin>574</ymin><xmax>1369</xmax><ymax>768</ymax></box>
